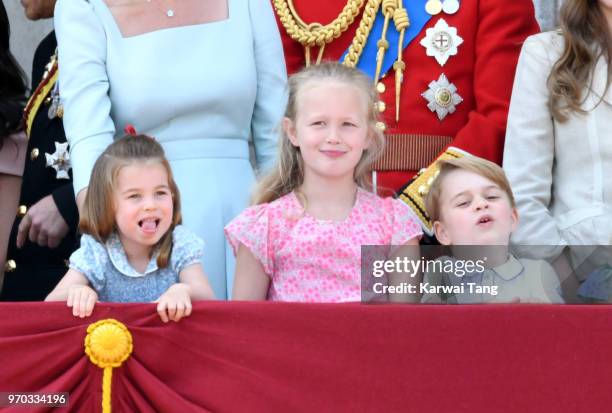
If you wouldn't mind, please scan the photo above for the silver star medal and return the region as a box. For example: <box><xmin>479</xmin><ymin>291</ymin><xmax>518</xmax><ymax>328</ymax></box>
<box><xmin>422</xmin><ymin>74</ymin><xmax>463</xmax><ymax>121</ymax></box>
<box><xmin>420</xmin><ymin>18</ymin><xmax>463</xmax><ymax>66</ymax></box>
<box><xmin>45</xmin><ymin>142</ymin><xmax>72</xmax><ymax>180</ymax></box>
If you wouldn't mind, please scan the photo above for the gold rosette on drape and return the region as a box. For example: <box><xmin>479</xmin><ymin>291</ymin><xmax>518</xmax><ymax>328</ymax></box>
<box><xmin>85</xmin><ymin>319</ymin><xmax>133</xmax><ymax>413</ymax></box>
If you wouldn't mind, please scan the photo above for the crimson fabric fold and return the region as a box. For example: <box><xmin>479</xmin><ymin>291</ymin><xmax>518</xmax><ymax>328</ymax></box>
<box><xmin>1</xmin><ymin>302</ymin><xmax>612</xmax><ymax>412</ymax></box>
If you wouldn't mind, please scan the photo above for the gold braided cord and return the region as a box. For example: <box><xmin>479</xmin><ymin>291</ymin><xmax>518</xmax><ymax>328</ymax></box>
<box><xmin>393</xmin><ymin>3</ymin><xmax>409</xmax><ymax>121</ymax></box>
<box><xmin>374</xmin><ymin>0</ymin><xmax>397</xmax><ymax>82</ymax></box>
<box><xmin>102</xmin><ymin>368</ymin><xmax>113</xmax><ymax>413</ymax></box>
<box><xmin>273</xmin><ymin>0</ymin><xmax>365</xmax><ymax>48</ymax></box>
<box><xmin>343</xmin><ymin>0</ymin><xmax>383</xmax><ymax>68</ymax></box>
<box><xmin>274</xmin><ymin>0</ymin><xmax>411</xmax><ymax>120</ymax></box>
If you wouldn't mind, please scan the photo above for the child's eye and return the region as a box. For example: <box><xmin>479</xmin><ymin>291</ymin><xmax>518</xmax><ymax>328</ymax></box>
<box><xmin>486</xmin><ymin>195</ymin><xmax>500</xmax><ymax>200</ymax></box>
<box><xmin>128</xmin><ymin>194</ymin><xmax>141</xmax><ymax>199</ymax></box>
<box><xmin>343</xmin><ymin>122</ymin><xmax>357</xmax><ymax>127</ymax></box>
<box><xmin>456</xmin><ymin>201</ymin><xmax>469</xmax><ymax>207</ymax></box>
<box><xmin>155</xmin><ymin>191</ymin><xmax>169</xmax><ymax>197</ymax></box>
<box><xmin>310</xmin><ymin>121</ymin><xmax>325</xmax><ymax>126</ymax></box>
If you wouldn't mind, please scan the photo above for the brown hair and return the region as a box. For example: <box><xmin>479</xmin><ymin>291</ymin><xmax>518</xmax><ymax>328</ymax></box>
<box><xmin>80</xmin><ymin>134</ymin><xmax>182</xmax><ymax>267</ymax></box>
<box><xmin>547</xmin><ymin>0</ymin><xmax>612</xmax><ymax>121</ymax></box>
<box><xmin>0</xmin><ymin>1</ymin><xmax>27</xmax><ymax>144</ymax></box>
<box><xmin>425</xmin><ymin>156</ymin><xmax>516</xmax><ymax>223</ymax></box>
<box><xmin>252</xmin><ymin>61</ymin><xmax>385</xmax><ymax>205</ymax></box>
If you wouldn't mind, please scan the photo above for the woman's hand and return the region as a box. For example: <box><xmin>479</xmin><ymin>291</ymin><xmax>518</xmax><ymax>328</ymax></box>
<box><xmin>67</xmin><ymin>285</ymin><xmax>98</xmax><ymax>318</ymax></box>
<box><xmin>156</xmin><ymin>283</ymin><xmax>193</xmax><ymax>323</ymax></box>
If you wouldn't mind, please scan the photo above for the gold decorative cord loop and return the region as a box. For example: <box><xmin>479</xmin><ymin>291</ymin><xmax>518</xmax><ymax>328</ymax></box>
<box><xmin>343</xmin><ymin>0</ymin><xmax>383</xmax><ymax>68</ymax></box>
<box><xmin>274</xmin><ymin>0</ymin><xmax>366</xmax><ymax>65</ymax></box>
<box><xmin>393</xmin><ymin>7</ymin><xmax>409</xmax><ymax>31</ymax></box>
<box><xmin>393</xmin><ymin>3</ymin><xmax>410</xmax><ymax>121</ymax></box>
<box><xmin>374</xmin><ymin>0</ymin><xmax>397</xmax><ymax>82</ymax></box>
<box><xmin>85</xmin><ymin>319</ymin><xmax>133</xmax><ymax>413</ymax></box>
<box><xmin>382</xmin><ymin>0</ymin><xmax>397</xmax><ymax>15</ymax></box>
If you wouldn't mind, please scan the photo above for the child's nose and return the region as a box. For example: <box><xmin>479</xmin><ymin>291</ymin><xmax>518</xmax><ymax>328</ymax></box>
<box><xmin>474</xmin><ymin>197</ymin><xmax>489</xmax><ymax>210</ymax></box>
<box><xmin>325</xmin><ymin>128</ymin><xmax>341</xmax><ymax>144</ymax></box>
<box><xmin>143</xmin><ymin>196</ymin><xmax>157</xmax><ymax>211</ymax></box>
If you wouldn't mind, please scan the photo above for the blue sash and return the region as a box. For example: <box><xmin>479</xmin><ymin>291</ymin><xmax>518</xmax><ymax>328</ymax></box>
<box><xmin>340</xmin><ymin>0</ymin><xmax>434</xmax><ymax>79</ymax></box>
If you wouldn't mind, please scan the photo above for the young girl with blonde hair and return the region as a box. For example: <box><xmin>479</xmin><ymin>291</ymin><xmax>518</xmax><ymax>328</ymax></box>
<box><xmin>46</xmin><ymin>135</ymin><xmax>214</xmax><ymax>321</ymax></box>
<box><xmin>226</xmin><ymin>62</ymin><xmax>422</xmax><ymax>302</ymax></box>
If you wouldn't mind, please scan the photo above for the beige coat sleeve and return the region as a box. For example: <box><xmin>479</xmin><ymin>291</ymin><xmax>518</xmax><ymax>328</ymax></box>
<box><xmin>503</xmin><ymin>33</ymin><xmax>567</xmax><ymax>261</ymax></box>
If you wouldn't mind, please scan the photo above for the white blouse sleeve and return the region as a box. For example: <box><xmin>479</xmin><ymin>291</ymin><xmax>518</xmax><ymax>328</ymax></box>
<box><xmin>248</xmin><ymin>0</ymin><xmax>288</xmax><ymax>173</ymax></box>
<box><xmin>503</xmin><ymin>33</ymin><xmax>567</xmax><ymax>260</ymax></box>
<box><xmin>55</xmin><ymin>0</ymin><xmax>116</xmax><ymax>195</ymax></box>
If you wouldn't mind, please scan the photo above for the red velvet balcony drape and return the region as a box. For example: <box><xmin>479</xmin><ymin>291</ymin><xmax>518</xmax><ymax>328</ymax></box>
<box><xmin>1</xmin><ymin>302</ymin><xmax>611</xmax><ymax>412</ymax></box>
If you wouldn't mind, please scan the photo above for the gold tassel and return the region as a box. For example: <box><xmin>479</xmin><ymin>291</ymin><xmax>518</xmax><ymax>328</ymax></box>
<box><xmin>392</xmin><ymin>4</ymin><xmax>409</xmax><ymax>122</ymax></box>
<box><xmin>374</xmin><ymin>0</ymin><xmax>397</xmax><ymax>83</ymax></box>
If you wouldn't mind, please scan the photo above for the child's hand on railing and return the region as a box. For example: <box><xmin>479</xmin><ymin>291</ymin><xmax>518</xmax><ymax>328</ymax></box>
<box><xmin>155</xmin><ymin>283</ymin><xmax>193</xmax><ymax>323</ymax></box>
<box><xmin>67</xmin><ymin>285</ymin><xmax>98</xmax><ymax>318</ymax></box>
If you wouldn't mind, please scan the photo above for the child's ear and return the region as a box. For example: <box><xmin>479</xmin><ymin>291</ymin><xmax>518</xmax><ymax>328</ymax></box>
<box><xmin>510</xmin><ymin>207</ymin><xmax>519</xmax><ymax>232</ymax></box>
<box><xmin>433</xmin><ymin>221</ymin><xmax>452</xmax><ymax>246</ymax></box>
<box><xmin>283</xmin><ymin>117</ymin><xmax>299</xmax><ymax>147</ymax></box>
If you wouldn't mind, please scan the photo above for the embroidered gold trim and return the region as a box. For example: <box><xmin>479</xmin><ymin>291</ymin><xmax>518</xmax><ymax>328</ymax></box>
<box><xmin>398</xmin><ymin>147</ymin><xmax>466</xmax><ymax>234</ymax></box>
<box><xmin>23</xmin><ymin>53</ymin><xmax>58</xmax><ymax>138</ymax></box>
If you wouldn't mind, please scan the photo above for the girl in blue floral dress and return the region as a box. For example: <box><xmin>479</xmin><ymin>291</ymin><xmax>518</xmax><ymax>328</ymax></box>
<box><xmin>46</xmin><ymin>135</ymin><xmax>215</xmax><ymax>322</ymax></box>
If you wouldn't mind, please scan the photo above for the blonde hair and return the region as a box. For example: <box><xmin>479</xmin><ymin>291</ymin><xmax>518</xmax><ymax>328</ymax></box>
<box><xmin>252</xmin><ymin>61</ymin><xmax>385</xmax><ymax>205</ymax></box>
<box><xmin>80</xmin><ymin>134</ymin><xmax>182</xmax><ymax>268</ymax></box>
<box><xmin>425</xmin><ymin>156</ymin><xmax>516</xmax><ymax>222</ymax></box>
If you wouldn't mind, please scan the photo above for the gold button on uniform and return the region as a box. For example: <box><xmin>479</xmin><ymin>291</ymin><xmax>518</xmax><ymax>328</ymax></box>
<box><xmin>376</xmin><ymin>82</ymin><xmax>386</xmax><ymax>94</ymax></box>
<box><xmin>17</xmin><ymin>205</ymin><xmax>27</xmax><ymax>217</ymax></box>
<box><xmin>31</xmin><ymin>148</ymin><xmax>39</xmax><ymax>160</ymax></box>
<box><xmin>376</xmin><ymin>121</ymin><xmax>386</xmax><ymax>132</ymax></box>
<box><xmin>377</xmin><ymin>101</ymin><xmax>386</xmax><ymax>113</ymax></box>
<box><xmin>5</xmin><ymin>260</ymin><xmax>16</xmax><ymax>272</ymax></box>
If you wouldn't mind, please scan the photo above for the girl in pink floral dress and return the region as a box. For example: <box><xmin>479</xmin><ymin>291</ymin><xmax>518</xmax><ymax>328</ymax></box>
<box><xmin>225</xmin><ymin>63</ymin><xmax>422</xmax><ymax>302</ymax></box>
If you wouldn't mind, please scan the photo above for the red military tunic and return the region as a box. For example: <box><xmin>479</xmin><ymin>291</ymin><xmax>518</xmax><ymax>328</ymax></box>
<box><xmin>273</xmin><ymin>0</ymin><xmax>540</xmax><ymax>193</ymax></box>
